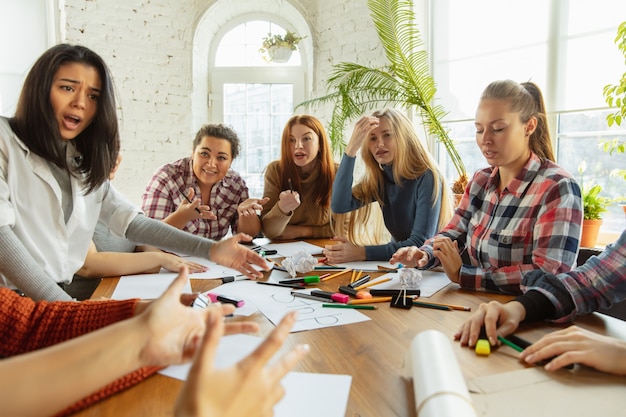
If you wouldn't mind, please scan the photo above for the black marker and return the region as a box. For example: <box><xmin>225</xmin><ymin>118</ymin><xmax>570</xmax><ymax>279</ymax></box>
<box><xmin>257</xmin><ymin>281</ymin><xmax>306</xmax><ymax>290</ymax></box>
<box><xmin>221</xmin><ymin>275</ymin><xmax>248</xmax><ymax>284</ymax></box>
<box><xmin>182</xmin><ymin>192</ymin><xmax>202</xmax><ymax>213</ymax></box>
<box><xmin>348</xmin><ymin>274</ymin><xmax>371</xmax><ymax>289</ymax></box>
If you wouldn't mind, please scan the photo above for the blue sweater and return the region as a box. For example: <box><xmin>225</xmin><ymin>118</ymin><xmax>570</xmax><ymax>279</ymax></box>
<box><xmin>331</xmin><ymin>154</ymin><xmax>442</xmax><ymax>261</ymax></box>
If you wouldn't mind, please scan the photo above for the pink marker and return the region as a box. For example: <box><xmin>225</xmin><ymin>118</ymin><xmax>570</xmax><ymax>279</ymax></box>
<box><xmin>206</xmin><ymin>293</ymin><xmax>245</xmax><ymax>308</ymax></box>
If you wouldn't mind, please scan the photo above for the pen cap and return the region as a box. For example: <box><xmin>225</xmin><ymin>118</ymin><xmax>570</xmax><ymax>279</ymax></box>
<box><xmin>330</xmin><ymin>293</ymin><xmax>349</xmax><ymax>304</ymax></box>
<box><xmin>338</xmin><ymin>285</ymin><xmax>358</xmax><ymax>297</ymax></box>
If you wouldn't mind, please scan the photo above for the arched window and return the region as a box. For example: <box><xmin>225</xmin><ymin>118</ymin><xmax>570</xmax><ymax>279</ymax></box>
<box><xmin>209</xmin><ymin>20</ymin><xmax>307</xmax><ymax>197</ymax></box>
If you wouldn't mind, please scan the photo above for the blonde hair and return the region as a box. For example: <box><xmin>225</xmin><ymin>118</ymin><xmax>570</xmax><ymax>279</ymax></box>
<box><xmin>345</xmin><ymin>109</ymin><xmax>453</xmax><ymax>245</ymax></box>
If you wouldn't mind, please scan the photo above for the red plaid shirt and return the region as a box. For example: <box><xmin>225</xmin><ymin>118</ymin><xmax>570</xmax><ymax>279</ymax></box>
<box><xmin>422</xmin><ymin>153</ymin><xmax>583</xmax><ymax>294</ymax></box>
<box><xmin>141</xmin><ymin>157</ymin><xmax>249</xmax><ymax>240</ymax></box>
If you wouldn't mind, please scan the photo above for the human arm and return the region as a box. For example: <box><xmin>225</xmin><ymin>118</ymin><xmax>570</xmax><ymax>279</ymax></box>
<box><xmin>519</xmin><ymin>325</ymin><xmax>626</xmax><ymax>374</ymax></box>
<box><xmin>364</xmin><ymin>170</ymin><xmax>442</xmax><ymax>261</ymax></box>
<box><xmin>235</xmin><ymin>197</ymin><xmax>269</xmax><ymax>238</ymax></box>
<box><xmin>0</xmin><ymin>269</ymin><xmax>205</xmax><ymax>417</ymax></box>
<box><xmin>76</xmin><ymin>241</ymin><xmax>210</xmax><ymax>278</ymax></box>
<box><xmin>451</xmin><ymin>233</ymin><xmax>626</xmax><ymax>347</ymax></box>
<box><xmin>260</xmin><ymin>161</ymin><xmax>300</xmax><ymax>239</ymax></box>
<box><xmin>0</xmin><ymin>225</ymin><xmax>73</xmax><ymax>301</ymax></box>
<box><xmin>175</xmin><ymin>310</ymin><xmax>309</xmax><ymax>417</ymax></box>
<box><xmin>451</xmin><ymin>173</ymin><xmax>582</xmax><ymax>293</ymax></box>
<box><xmin>125</xmin><ymin>215</ymin><xmax>267</xmax><ymax>278</ymax></box>
<box><xmin>141</xmin><ymin>167</ymin><xmax>215</xmax><ymax>229</ymax></box>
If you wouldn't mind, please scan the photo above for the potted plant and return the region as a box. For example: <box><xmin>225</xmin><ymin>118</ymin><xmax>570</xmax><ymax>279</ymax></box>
<box><xmin>298</xmin><ymin>0</ymin><xmax>468</xmax><ymax>194</ymax></box>
<box><xmin>578</xmin><ymin>161</ymin><xmax>612</xmax><ymax>247</ymax></box>
<box><xmin>259</xmin><ymin>30</ymin><xmax>305</xmax><ymax>63</ymax></box>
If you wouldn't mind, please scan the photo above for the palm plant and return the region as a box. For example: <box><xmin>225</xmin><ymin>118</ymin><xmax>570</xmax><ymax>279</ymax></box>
<box><xmin>298</xmin><ymin>0</ymin><xmax>467</xmax><ymax>189</ymax></box>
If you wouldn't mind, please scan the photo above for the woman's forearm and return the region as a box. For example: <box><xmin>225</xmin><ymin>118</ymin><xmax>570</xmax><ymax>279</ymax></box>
<box><xmin>0</xmin><ymin>318</ymin><xmax>146</xmax><ymax>417</ymax></box>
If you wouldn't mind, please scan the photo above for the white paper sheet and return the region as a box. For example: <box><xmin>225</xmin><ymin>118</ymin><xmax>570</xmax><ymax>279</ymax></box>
<box><xmin>261</xmin><ymin>241</ymin><xmax>324</xmax><ymax>257</ymax></box>
<box><xmin>159</xmin><ymin>334</ymin><xmax>351</xmax><ymax>417</ymax></box>
<box><xmin>209</xmin><ymin>280</ymin><xmax>370</xmax><ymax>331</ymax></box>
<box><xmin>179</xmin><ymin>256</ymin><xmax>273</xmax><ymax>280</ymax></box>
<box><xmin>409</xmin><ymin>330</ymin><xmax>477</xmax><ymax>417</ymax></box>
<box><xmin>364</xmin><ymin>271</ymin><xmax>451</xmax><ymax>297</ymax></box>
<box><xmin>111</xmin><ymin>272</ymin><xmax>192</xmax><ymax>300</ymax></box>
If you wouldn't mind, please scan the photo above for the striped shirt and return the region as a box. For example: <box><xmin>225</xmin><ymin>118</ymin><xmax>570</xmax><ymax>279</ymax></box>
<box><xmin>141</xmin><ymin>157</ymin><xmax>248</xmax><ymax>240</ymax></box>
<box><xmin>520</xmin><ymin>228</ymin><xmax>626</xmax><ymax>322</ymax></box>
<box><xmin>421</xmin><ymin>153</ymin><xmax>582</xmax><ymax>294</ymax></box>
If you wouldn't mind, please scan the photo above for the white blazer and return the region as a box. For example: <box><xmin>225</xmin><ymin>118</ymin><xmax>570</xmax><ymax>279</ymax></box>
<box><xmin>0</xmin><ymin>117</ymin><xmax>139</xmax><ymax>288</ymax></box>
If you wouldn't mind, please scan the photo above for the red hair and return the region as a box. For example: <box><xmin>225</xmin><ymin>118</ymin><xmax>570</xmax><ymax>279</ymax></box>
<box><xmin>278</xmin><ymin>115</ymin><xmax>335</xmax><ymax>207</ymax></box>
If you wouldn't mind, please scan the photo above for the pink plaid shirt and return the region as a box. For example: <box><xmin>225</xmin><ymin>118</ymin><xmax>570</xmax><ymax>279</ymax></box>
<box><xmin>141</xmin><ymin>157</ymin><xmax>249</xmax><ymax>240</ymax></box>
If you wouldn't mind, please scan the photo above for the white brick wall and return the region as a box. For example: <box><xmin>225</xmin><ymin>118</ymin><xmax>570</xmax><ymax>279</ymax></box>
<box><xmin>62</xmin><ymin>0</ymin><xmax>392</xmax><ymax>205</ymax></box>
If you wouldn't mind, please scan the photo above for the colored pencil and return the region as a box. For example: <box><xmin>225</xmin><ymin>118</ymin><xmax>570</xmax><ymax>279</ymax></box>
<box><xmin>320</xmin><ymin>268</ymin><xmax>352</xmax><ymax>282</ymax></box>
<box><xmin>412</xmin><ymin>301</ymin><xmax>452</xmax><ymax>311</ymax></box>
<box><xmin>353</xmin><ymin>277</ymin><xmax>392</xmax><ymax>290</ymax></box>
<box><xmin>410</xmin><ymin>300</ymin><xmax>470</xmax><ymax>311</ymax></box>
<box><xmin>348</xmin><ymin>296</ymin><xmax>392</xmax><ymax>304</ymax></box>
<box><xmin>497</xmin><ymin>335</ymin><xmax>523</xmax><ymax>352</ymax></box>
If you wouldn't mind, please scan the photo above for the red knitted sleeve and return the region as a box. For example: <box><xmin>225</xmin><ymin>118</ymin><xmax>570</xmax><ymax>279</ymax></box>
<box><xmin>0</xmin><ymin>288</ymin><xmax>139</xmax><ymax>357</ymax></box>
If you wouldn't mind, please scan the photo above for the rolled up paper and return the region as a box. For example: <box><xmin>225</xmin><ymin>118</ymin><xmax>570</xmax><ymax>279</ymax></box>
<box><xmin>409</xmin><ymin>329</ymin><xmax>477</xmax><ymax>417</ymax></box>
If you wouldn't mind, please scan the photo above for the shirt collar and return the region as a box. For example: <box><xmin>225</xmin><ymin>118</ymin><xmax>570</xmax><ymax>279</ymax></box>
<box><xmin>487</xmin><ymin>152</ymin><xmax>542</xmax><ymax>197</ymax></box>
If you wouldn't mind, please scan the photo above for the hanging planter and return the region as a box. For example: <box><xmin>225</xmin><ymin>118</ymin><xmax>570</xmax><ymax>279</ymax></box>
<box><xmin>259</xmin><ymin>30</ymin><xmax>305</xmax><ymax>63</ymax></box>
<box><xmin>267</xmin><ymin>45</ymin><xmax>293</xmax><ymax>63</ymax></box>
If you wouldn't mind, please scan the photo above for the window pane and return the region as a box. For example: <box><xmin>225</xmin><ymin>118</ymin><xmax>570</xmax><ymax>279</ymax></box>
<box><xmin>224</xmin><ymin>83</ymin><xmax>293</xmax><ymax>197</ymax></box>
<box><xmin>215</xmin><ymin>21</ymin><xmax>301</xmax><ymax>67</ymax></box>
<box><xmin>557</xmin><ymin>110</ymin><xmax>626</xmax><ymax>234</ymax></box>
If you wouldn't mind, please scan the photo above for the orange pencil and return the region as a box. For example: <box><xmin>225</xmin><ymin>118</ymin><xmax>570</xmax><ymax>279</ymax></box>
<box><xmin>348</xmin><ymin>296</ymin><xmax>392</xmax><ymax>304</ymax></box>
<box><xmin>354</xmin><ymin>277</ymin><xmax>392</xmax><ymax>290</ymax></box>
<box><xmin>321</xmin><ymin>268</ymin><xmax>352</xmax><ymax>282</ymax></box>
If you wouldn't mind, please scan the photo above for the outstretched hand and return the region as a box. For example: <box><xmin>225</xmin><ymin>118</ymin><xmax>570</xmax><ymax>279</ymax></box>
<box><xmin>136</xmin><ymin>266</ymin><xmax>260</xmax><ymax>367</ymax></box>
<box><xmin>175</xmin><ymin>311</ymin><xmax>309</xmax><ymax>417</ymax></box>
<box><xmin>209</xmin><ymin>233</ymin><xmax>268</xmax><ymax>279</ymax></box>
<box><xmin>323</xmin><ymin>236</ymin><xmax>365</xmax><ymax>264</ymax></box>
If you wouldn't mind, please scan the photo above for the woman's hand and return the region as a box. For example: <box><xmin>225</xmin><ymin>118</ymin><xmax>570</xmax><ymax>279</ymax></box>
<box><xmin>432</xmin><ymin>237</ymin><xmax>462</xmax><ymax>283</ymax></box>
<box><xmin>209</xmin><ymin>233</ymin><xmax>268</xmax><ymax>278</ymax></box>
<box><xmin>345</xmin><ymin>116</ymin><xmax>379</xmax><ymax>157</ymax></box>
<box><xmin>238</xmin><ymin>197</ymin><xmax>270</xmax><ymax>217</ymax></box>
<box><xmin>135</xmin><ymin>266</ymin><xmax>259</xmax><ymax>368</ymax></box>
<box><xmin>390</xmin><ymin>246</ymin><xmax>429</xmax><ymax>268</ymax></box>
<box><xmin>175</xmin><ymin>311</ymin><xmax>309</xmax><ymax>417</ymax></box>
<box><xmin>454</xmin><ymin>301</ymin><xmax>526</xmax><ymax>347</ymax></box>
<box><xmin>157</xmin><ymin>253</ymin><xmax>209</xmax><ymax>274</ymax></box>
<box><xmin>277</xmin><ymin>190</ymin><xmax>301</xmax><ymax>214</ymax></box>
<box><xmin>177</xmin><ymin>188</ymin><xmax>217</xmax><ymax>222</ymax></box>
<box><xmin>520</xmin><ymin>325</ymin><xmax>626</xmax><ymax>374</ymax></box>
<box><xmin>323</xmin><ymin>236</ymin><xmax>366</xmax><ymax>264</ymax></box>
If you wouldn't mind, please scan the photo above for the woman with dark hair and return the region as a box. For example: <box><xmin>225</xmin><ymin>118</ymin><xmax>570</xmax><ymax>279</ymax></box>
<box><xmin>391</xmin><ymin>80</ymin><xmax>583</xmax><ymax>294</ymax></box>
<box><xmin>0</xmin><ymin>44</ymin><xmax>266</xmax><ymax>301</ymax></box>
<box><xmin>142</xmin><ymin>123</ymin><xmax>268</xmax><ymax>240</ymax></box>
<box><xmin>261</xmin><ymin>114</ymin><xmax>338</xmax><ymax>239</ymax></box>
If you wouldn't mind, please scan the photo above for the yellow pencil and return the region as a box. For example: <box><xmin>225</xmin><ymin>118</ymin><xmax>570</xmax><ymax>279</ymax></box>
<box><xmin>355</xmin><ymin>270</ymin><xmax>363</xmax><ymax>283</ymax></box>
<box><xmin>350</xmin><ymin>269</ymin><xmax>357</xmax><ymax>283</ymax></box>
<box><xmin>320</xmin><ymin>268</ymin><xmax>353</xmax><ymax>282</ymax></box>
<box><xmin>354</xmin><ymin>277</ymin><xmax>392</xmax><ymax>290</ymax></box>
<box><xmin>348</xmin><ymin>296</ymin><xmax>392</xmax><ymax>304</ymax></box>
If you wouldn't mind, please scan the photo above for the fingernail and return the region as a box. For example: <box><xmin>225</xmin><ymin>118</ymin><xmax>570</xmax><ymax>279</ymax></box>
<box><xmin>299</xmin><ymin>344</ymin><xmax>310</xmax><ymax>354</ymax></box>
<box><xmin>489</xmin><ymin>337</ymin><xmax>495</xmax><ymax>346</ymax></box>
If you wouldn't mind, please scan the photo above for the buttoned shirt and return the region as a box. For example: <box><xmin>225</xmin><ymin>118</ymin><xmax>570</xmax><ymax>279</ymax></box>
<box><xmin>141</xmin><ymin>157</ymin><xmax>248</xmax><ymax>240</ymax></box>
<box><xmin>0</xmin><ymin>117</ymin><xmax>139</xmax><ymax>289</ymax></box>
<box><xmin>522</xmin><ymin>228</ymin><xmax>626</xmax><ymax>322</ymax></box>
<box><xmin>421</xmin><ymin>153</ymin><xmax>583</xmax><ymax>294</ymax></box>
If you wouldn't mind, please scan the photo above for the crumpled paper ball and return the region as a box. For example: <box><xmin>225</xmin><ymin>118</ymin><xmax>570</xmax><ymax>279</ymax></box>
<box><xmin>281</xmin><ymin>250</ymin><xmax>318</xmax><ymax>278</ymax></box>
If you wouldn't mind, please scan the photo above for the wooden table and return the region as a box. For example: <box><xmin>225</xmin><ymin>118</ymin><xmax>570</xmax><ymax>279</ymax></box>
<box><xmin>74</xmin><ymin>240</ymin><xmax>626</xmax><ymax>416</ymax></box>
